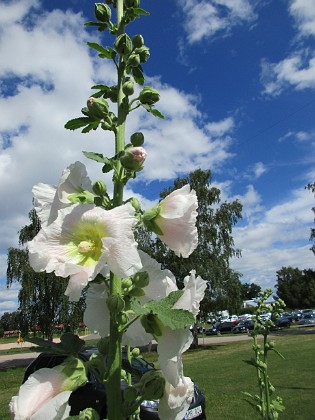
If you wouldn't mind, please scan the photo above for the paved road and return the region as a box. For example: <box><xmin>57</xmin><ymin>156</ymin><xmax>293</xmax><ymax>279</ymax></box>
<box><xmin>0</xmin><ymin>334</ymin><xmax>255</xmax><ymax>369</ymax></box>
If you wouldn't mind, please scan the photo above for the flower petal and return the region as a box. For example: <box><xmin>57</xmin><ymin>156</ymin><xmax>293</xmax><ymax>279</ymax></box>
<box><xmin>173</xmin><ymin>270</ymin><xmax>207</xmax><ymax>317</ymax></box>
<box><xmin>30</xmin><ymin>391</ymin><xmax>71</xmax><ymax>420</ymax></box>
<box><xmin>158</xmin><ymin>377</ymin><xmax>194</xmax><ymax>420</ymax></box>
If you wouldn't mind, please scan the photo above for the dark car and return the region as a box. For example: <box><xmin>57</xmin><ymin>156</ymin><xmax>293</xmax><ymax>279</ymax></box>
<box><xmin>298</xmin><ymin>313</ymin><xmax>315</xmax><ymax>325</ymax></box>
<box><xmin>23</xmin><ymin>346</ymin><xmax>206</xmax><ymax>420</ymax></box>
<box><xmin>206</xmin><ymin>321</ymin><xmax>235</xmax><ymax>335</ymax></box>
<box><xmin>231</xmin><ymin>320</ymin><xmax>254</xmax><ymax>334</ymax></box>
<box><xmin>270</xmin><ymin>316</ymin><xmax>291</xmax><ymax>330</ymax></box>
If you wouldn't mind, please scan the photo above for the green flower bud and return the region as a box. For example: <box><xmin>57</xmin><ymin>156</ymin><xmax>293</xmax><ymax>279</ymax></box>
<box><xmin>143</xmin><ymin>205</ymin><xmax>160</xmax><ymax>221</ymax></box>
<box><xmin>128</xmin><ymin>197</ymin><xmax>141</xmax><ymax>212</ymax></box>
<box><xmin>124</xmin><ymin>385</ymin><xmax>139</xmax><ymax>403</ymax></box>
<box><xmin>121</xmin><ymin>277</ymin><xmax>133</xmax><ymax>290</ymax></box>
<box><xmin>133</xmin><ymin>271</ymin><xmax>149</xmax><ymax>288</ymax></box>
<box><xmin>138</xmin><ymin>370</ymin><xmax>165</xmax><ymax>400</ymax></box>
<box><xmin>97</xmin><ymin>336</ymin><xmax>110</xmax><ymax>355</ymax></box>
<box><xmin>95</xmin><ymin>3</ymin><xmax>111</xmax><ymax>22</ymax></box>
<box><xmin>120</xmin><ymin>146</ymin><xmax>146</xmax><ymax>171</ymax></box>
<box><xmin>127</xmin><ymin>53</ymin><xmax>141</xmax><ymax>68</ymax></box>
<box><xmin>134</xmin><ymin>46</ymin><xmax>150</xmax><ymax>63</ymax></box>
<box><xmin>139</xmin><ymin>86</ymin><xmax>160</xmax><ymax>105</ymax></box>
<box><xmin>107</xmin><ymin>293</ymin><xmax>125</xmax><ymax>313</ymax></box>
<box><xmin>130</xmin><ymin>131</ymin><xmax>144</xmax><ymax>146</ymax></box>
<box><xmin>114</xmin><ymin>33</ymin><xmax>133</xmax><ymax>56</ymax></box>
<box><xmin>132</xmin><ymin>34</ymin><xmax>144</xmax><ymax>48</ymax></box>
<box><xmin>87</xmin><ymin>97</ymin><xmax>109</xmax><ymax>119</ymax></box>
<box><xmin>125</xmin><ymin>0</ymin><xmax>140</xmax><ymax>7</ymax></box>
<box><xmin>140</xmin><ymin>313</ymin><xmax>164</xmax><ymax>336</ymax></box>
<box><xmin>60</xmin><ymin>356</ymin><xmax>87</xmax><ymax>390</ymax></box>
<box><xmin>131</xmin><ymin>347</ymin><xmax>140</xmax><ymax>357</ymax></box>
<box><xmin>123</xmin><ymin>79</ymin><xmax>135</xmax><ymax>96</ymax></box>
<box><xmin>92</xmin><ymin>180</ymin><xmax>107</xmax><ymax>196</ymax></box>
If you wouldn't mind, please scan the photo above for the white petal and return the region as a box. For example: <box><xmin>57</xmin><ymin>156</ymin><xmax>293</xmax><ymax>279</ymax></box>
<box><xmin>32</xmin><ymin>183</ymin><xmax>57</xmax><ymax>227</ymax></box>
<box><xmin>158</xmin><ymin>327</ymin><xmax>193</xmax><ymax>387</ymax></box>
<box><xmin>173</xmin><ymin>271</ymin><xmax>207</xmax><ymax>317</ymax></box>
<box><xmin>9</xmin><ymin>367</ymin><xmax>68</xmax><ymax>419</ymax></box>
<box><xmin>57</xmin><ymin>161</ymin><xmax>92</xmax><ymax>204</ymax></box>
<box><xmin>158</xmin><ymin>377</ymin><xmax>194</xmax><ymax>420</ymax></box>
<box><xmin>30</xmin><ymin>391</ymin><xmax>71</xmax><ymax>420</ymax></box>
<box><xmin>84</xmin><ymin>282</ymin><xmax>110</xmax><ymax>338</ymax></box>
<box><xmin>160</xmin><ymin>185</ymin><xmax>197</xmax><ymax>219</ymax></box>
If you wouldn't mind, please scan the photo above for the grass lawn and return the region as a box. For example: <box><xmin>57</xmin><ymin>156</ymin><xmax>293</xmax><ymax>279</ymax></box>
<box><xmin>0</xmin><ymin>331</ymin><xmax>314</xmax><ymax>419</ymax></box>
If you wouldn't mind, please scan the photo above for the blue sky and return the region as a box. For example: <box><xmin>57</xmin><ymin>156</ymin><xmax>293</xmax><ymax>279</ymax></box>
<box><xmin>0</xmin><ymin>0</ymin><xmax>315</xmax><ymax>315</ymax></box>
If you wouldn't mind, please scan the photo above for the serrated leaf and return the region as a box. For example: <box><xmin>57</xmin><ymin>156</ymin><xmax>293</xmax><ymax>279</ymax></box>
<box><xmin>149</xmin><ymin>107</ymin><xmax>165</xmax><ymax>119</ymax></box>
<box><xmin>132</xmin><ymin>67</ymin><xmax>144</xmax><ymax>85</ymax></box>
<box><xmin>81</xmin><ymin>121</ymin><xmax>100</xmax><ymax>133</ymax></box>
<box><xmin>87</xmin><ymin>43</ymin><xmax>116</xmax><ymax>60</ymax></box>
<box><xmin>65</xmin><ymin>117</ymin><xmax>93</xmax><ymax>131</ymax></box>
<box><xmin>83</xmin><ymin>151</ymin><xmax>111</xmax><ymax>164</ymax></box>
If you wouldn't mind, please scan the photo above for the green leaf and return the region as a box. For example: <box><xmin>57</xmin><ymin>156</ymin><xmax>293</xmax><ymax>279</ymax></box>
<box><xmin>83</xmin><ymin>151</ymin><xmax>112</xmax><ymax>164</ymax></box>
<box><xmin>133</xmin><ymin>8</ymin><xmax>150</xmax><ymax>16</ymax></box>
<box><xmin>131</xmin><ymin>290</ymin><xmax>195</xmax><ymax>331</ymax></box>
<box><xmin>132</xmin><ymin>67</ymin><xmax>144</xmax><ymax>85</ymax></box>
<box><xmin>27</xmin><ymin>333</ymin><xmax>85</xmax><ymax>355</ymax></box>
<box><xmin>272</xmin><ymin>348</ymin><xmax>285</xmax><ymax>359</ymax></box>
<box><xmin>81</xmin><ymin>121</ymin><xmax>100</xmax><ymax>133</ymax></box>
<box><xmin>87</xmin><ymin>43</ymin><xmax>116</xmax><ymax>60</ymax></box>
<box><xmin>65</xmin><ymin>117</ymin><xmax>93</xmax><ymax>131</ymax></box>
<box><xmin>141</xmin><ymin>104</ymin><xmax>165</xmax><ymax>119</ymax></box>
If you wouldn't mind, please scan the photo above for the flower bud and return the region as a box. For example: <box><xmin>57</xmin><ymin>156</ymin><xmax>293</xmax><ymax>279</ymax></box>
<box><xmin>87</xmin><ymin>97</ymin><xmax>109</xmax><ymax>119</ymax></box>
<box><xmin>131</xmin><ymin>347</ymin><xmax>140</xmax><ymax>357</ymax></box>
<box><xmin>134</xmin><ymin>46</ymin><xmax>150</xmax><ymax>63</ymax></box>
<box><xmin>132</xmin><ymin>34</ymin><xmax>144</xmax><ymax>48</ymax></box>
<box><xmin>128</xmin><ymin>197</ymin><xmax>141</xmax><ymax>212</ymax></box>
<box><xmin>94</xmin><ymin>3</ymin><xmax>111</xmax><ymax>22</ymax></box>
<box><xmin>130</xmin><ymin>131</ymin><xmax>144</xmax><ymax>146</ymax></box>
<box><xmin>92</xmin><ymin>180</ymin><xmax>107</xmax><ymax>196</ymax></box>
<box><xmin>125</xmin><ymin>0</ymin><xmax>140</xmax><ymax>7</ymax></box>
<box><xmin>120</xmin><ymin>146</ymin><xmax>146</xmax><ymax>171</ymax></box>
<box><xmin>140</xmin><ymin>314</ymin><xmax>164</xmax><ymax>336</ymax></box>
<box><xmin>133</xmin><ymin>271</ymin><xmax>149</xmax><ymax>288</ymax></box>
<box><xmin>127</xmin><ymin>53</ymin><xmax>141</xmax><ymax>68</ymax></box>
<box><xmin>121</xmin><ymin>277</ymin><xmax>133</xmax><ymax>290</ymax></box>
<box><xmin>107</xmin><ymin>293</ymin><xmax>125</xmax><ymax>313</ymax></box>
<box><xmin>139</xmin><ymin>86</ymin><xmax>160</xmax><ymax>105</ymax></box>
<box><xmin>138</xmin><ymin>370</ymin><xmax>165</xmax><ymax>400</ymax></box>
<box><xmin>123</xmin><ymin>79</ymin><xmax>135</xmax><ymax>96</ymax></box>
<box><xmin>114</xmin><ymin>33</ymin><xmax>133</xmax><ymax>56</ymax></box>
<box><xmin>97</xmin><ymin>336</ymin><xmax>110</xmax><ymax>355</ymax></box>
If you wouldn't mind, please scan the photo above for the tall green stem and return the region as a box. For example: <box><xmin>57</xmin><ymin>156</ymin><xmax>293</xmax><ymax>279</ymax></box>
<box><xmin>107</xmin><ymin>1</ymin><xmax>127</xmax><ymax>419</ymax></box>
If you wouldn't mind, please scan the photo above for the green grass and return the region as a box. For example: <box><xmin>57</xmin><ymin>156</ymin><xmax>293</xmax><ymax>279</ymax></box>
<box><xmin>1</xmin><ymin>332</ymin><xmax>314</xmax><ymax>419</ymax></box>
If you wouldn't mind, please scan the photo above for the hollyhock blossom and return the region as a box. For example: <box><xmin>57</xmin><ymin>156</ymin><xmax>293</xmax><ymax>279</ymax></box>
<box><xmin>145</xmin><ymin>184</ymin><xmax>198</xmax><ymax>258</ymax></box>
<box><xmin>10</xmin><ymin>357</ymin><xmax>86</xmax><ymax>419</ymax></box>
<box><xmin>158</xmin><ymin>377</ymin><xmax>194</xmax><ymax>420</ymax></box>
<box><xmin>33</xmin><ymin>161</ymin><xmax>92</xmax><ymax>227</ymax></box>
<box><xmin>28</xmin><ymin>203</ymin><xmax>142</xmax><ymax>301</ymax></box>
<box><xmin>84</xmin><ymin>251</ymin><xmax>177</xmax><ymax>347</ymax></box>
<box><xmin>157</xmin><ymin>271</ymin><xmax>206</xmax><ymax>385</ymax></box>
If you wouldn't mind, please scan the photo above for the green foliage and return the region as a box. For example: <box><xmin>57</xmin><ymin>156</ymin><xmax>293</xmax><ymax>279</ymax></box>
<box><xmin>27</xmin><ymin>332</ymin><xmax>85</xmax><ymax>356</ymax></box>
<box><xmin>275</xmin><ymin>267</ymin><xmax>315</xmax><ymax>309</ymax></box>
<box><xmin>305</xmin><ymin>181</ymin><xmax>315</xmax><ymax>255</ymax></box>
<box><xmin>241</xmin><ymin>282</ymin><xmax>262</xmax><ymax>301</ymax></box>
<box><xmin>244</xmin><ymin>289</ymin><xmax>286</xmax><ymax>419</ymax></box>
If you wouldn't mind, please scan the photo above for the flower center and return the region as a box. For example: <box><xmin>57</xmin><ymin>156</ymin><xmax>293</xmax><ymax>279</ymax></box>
<box><xmin>78</xmin><ymin>240</ymin><xmax>94</xmax><ymax>253</ymax></box>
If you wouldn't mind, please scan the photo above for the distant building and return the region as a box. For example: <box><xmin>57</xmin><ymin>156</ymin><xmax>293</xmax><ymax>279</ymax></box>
<box><xmin>243</xmin><ymin>296</ymin><xmax>276</xmax><ymax>308</ymax></box>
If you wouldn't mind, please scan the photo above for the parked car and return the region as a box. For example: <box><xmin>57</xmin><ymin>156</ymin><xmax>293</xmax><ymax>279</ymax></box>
<box><xmin>270</xmin><ymin>316</ymin><xmax>291</xmax><ymax>330</ymax></box>
<box><xmin>23</xmin><ymin>346</ymin><xmax>206</xmax><ymax>419</ymax></box>
<box><xmin>206</xmin><ymin>321</ymin><xmax>235</xmax><ymax>335</ymax></box>
<box><xmin>298</xmin><ymin>313</ymin><xmax>315</xmax><ymax>325</ymax></box>
<box><xmin>232</xmin><ymin>320</ymin><xmax>254</xmax><ymax>334</ymax></box>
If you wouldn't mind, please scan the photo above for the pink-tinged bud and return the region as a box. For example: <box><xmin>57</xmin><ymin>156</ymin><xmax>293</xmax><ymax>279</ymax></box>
<box><xmin>120</xmin><ymin>146</ymin><xmax>146</xmax><ymax>171</ymax></box>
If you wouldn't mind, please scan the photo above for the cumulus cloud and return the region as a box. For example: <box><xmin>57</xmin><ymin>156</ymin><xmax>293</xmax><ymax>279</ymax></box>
<box><xmin>176</xmin><ymin>0</ymin><xmax>257</xmax><ymax>44</ymax></box>
<box><xmin>289</xmin><ymin>0</ymin><xmax>315</xmax><ymax>37</ymax></box>
<box><xmin>231</xmin><ymin>184</ymin><xmax>315</xmax><ymax>287</ymax></box>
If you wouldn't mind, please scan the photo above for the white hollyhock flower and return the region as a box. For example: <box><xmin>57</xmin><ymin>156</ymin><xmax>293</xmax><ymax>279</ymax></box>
<box><xmin>33</xmin><ymin>161</ymin><xmax>92</xmax><ymax>227</ymax></box>
<box><xmin>9</xmin><ymin>358</ymin><xmax>86</xmax><ymax>420</ymax></box>
<box><xmin>153</xmin><ymin>184</ymin><xmax>198</xmax><ymax>258</ymax></box>
<box><xmin>84</xmin><ymin>251</ymin><xmax>177</xmax><ymax>346</ymax></box>
<box><xmin>157</xmin><ymin>271</ymin><xmax>207</xmax><ymax>386</ymax></box>
<box><xmin>28</xmin><ymin>203</ymin><xmax>142</xmax><ymax>301</ymax></box>
<box><xmin>158</xmin><ymin>376</ymin><xmax>194</xmax><ymax>420</ymax></box>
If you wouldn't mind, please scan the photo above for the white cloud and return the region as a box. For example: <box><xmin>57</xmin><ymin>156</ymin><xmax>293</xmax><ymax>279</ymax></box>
<box><xmin>0</xmin><ymin>281</ymin><xmax>20</xmax><ymax>316</ymax></box>
<box><xmin>279</xmin><ymin>130</ymin><xmax>314</xmax><ymax>143</ymax></box>
<box><xmin>261</xmin><ymin>52</ymin><xmax>315</xmax><ymax>95</ymax></box>
<box><xmin>289</xmin><ymin>0</ymin><xmax>315</xmax><ymax>37</ymax></box>
<box><xmin>231</xmin><ymin>185</ymin><xmax>315</xmax><ymax>287</ymax></box>
<box><xmin>177</xmin><ymin>0</ymin><xmax>257</xmax><ymax>44</ymax></box>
